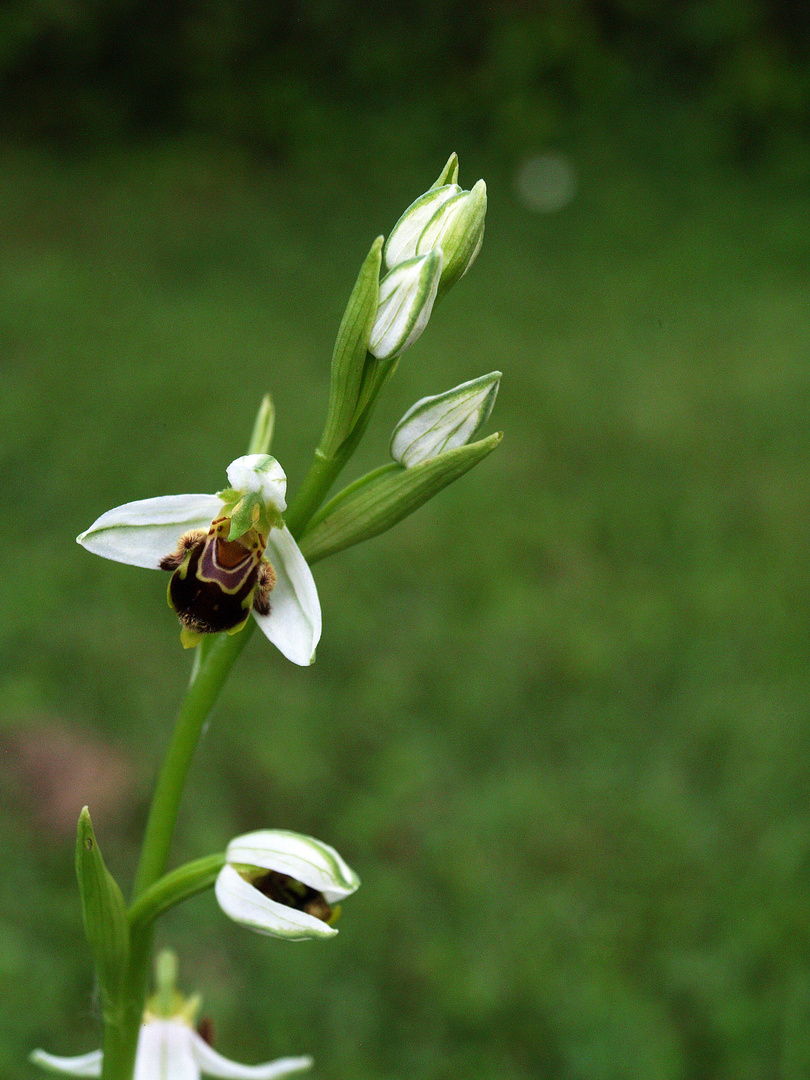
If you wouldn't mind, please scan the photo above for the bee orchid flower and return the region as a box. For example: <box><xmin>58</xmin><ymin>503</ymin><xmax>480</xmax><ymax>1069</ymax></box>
<box><xmin>32</xmin><ymin>951</ymin><xmax>313</xmax><ymax>1080</ymax></box>
<box><xmin>77</xmin><ymin>455</ymin><xmax>321</xmax><ymax>666</ymax></box>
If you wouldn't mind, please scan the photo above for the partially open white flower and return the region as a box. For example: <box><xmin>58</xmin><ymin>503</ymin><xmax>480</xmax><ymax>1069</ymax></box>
<box><xmin>77</xmin><ymin>455</ymin><xmax>321</xmax><ymax>666</ymax></box>
<box><xmin>216</xmin><ymin>830</ymin><xmax>360</xmax><ymax>941</ymax></box>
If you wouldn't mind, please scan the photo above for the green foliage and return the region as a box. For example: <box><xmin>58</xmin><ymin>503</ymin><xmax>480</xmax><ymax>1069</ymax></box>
<box><xmin>0</xmin><ymin>1</ymin><xmax>808</xmax><ymax>159</ymax></box>
<box><xmin>4</xmin><ymin>120</ymin><xmax>810</xmax><ymax>1078</ymax></box>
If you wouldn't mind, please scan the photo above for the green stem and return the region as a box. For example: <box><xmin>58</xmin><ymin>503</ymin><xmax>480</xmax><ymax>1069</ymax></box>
<box><xmin>100</xmin><ymin>392</ymin><xmax>362</xmax><ymax>1080</ymax></box>
<box><xmin>284</xmin><ymin>450</ymin><xmax>345</xmax><ymax>537</ymax></box>
<box><xmin>133</xmin><ymin>627</ymin><xmax>254</xmax><ymax>899</ymax></box>
<box><xmin>128</xmin><ymin>853</ymin><xmax>226</xmax><ymax>931</ymax></box>
<box><xmin>100</xmin><ymin>629</ymin><xmax>252</xmax><ymax>1080</ymax></box>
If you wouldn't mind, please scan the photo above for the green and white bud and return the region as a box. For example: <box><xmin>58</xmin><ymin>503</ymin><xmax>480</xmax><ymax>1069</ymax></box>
<box><xmin>415</xmin><ymin>178</ymin><xmax>486</xmax><ymax>298</ymax></box>
<box><xmin>368</xmin><ymin>249</ymin><xmax>443</xmax><ymax>361</ymax></box>
<box><xmin>383</xmin><ymin>184</ymin><xmax>461</xmax><ymax>269</ymax></box>
<box><xmin>299</xmin><ymin>431</ymin><xmax>503</xmax><ymax>565</ymax></box>
<box><xmin>391</xmin><ymin>371</ymin><xmax>502</xmax><ymax>468</ymax></box>
<box><xmin>215</xmin><ymin>830</ymin><xmax>360</xmax><ymax>941</ymax></box>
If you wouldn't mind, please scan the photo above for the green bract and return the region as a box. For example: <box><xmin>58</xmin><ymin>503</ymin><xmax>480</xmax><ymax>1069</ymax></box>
<box><xmin>299</xmin><ymin>431</ymin><xmax>502</xmax><ymax>565</ymax></box>
<box><xmin>75</xmin><ymin>808</ymin><xmax>129</xmax><ymax>1021</ymax></box>
<box><xmin>318</xmin><ymin>237</ymin><xmax>383</xmax><ymax>459</ymax></box>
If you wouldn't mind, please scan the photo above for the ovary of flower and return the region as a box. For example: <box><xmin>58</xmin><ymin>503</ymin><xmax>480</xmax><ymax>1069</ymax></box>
<box><xmin>31</xmin><ymin>1015</ymin><xmax>313</xmax><ymax>1080</ymax></box>
<box><xmin>76</xmin><ymin>455</ymin><xmax>321</xmax><ymax>666</ymax></box>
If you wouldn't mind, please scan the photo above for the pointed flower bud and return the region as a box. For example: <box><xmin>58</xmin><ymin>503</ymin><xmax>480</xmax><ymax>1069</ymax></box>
<box><xmin>383</xmin><ymin>184</ymin><xmax>461</xmax><ymax>269</ymax></box>
<box><xmin>430</xmin><ymin>151</ymin><xmax>459</xmax><ymax>189</ymax></box>
<box><xmin>391</xmin><ymin>371</ymin><xmax>501</xmax><ymax>468</ymax></box>
<box><xmin>368</xmin><ymin>248</ymin><xmax>443</xmax><ymax>361</ymax></box>
<box><xmin>383</xmin><ymin>164</ymin><xmax>486</xmax><ymax>299</ymax></box>
<box><xmin>299</xmin><ymin>431</ymin><xmax>503</xmax><ymax>566</ymax></box>
<box><xmin>215</xmin><ymin>830</ymin><xmax>360</xmax><ymax>941</ymax></box>
<box><xmin>416</xmin><ymin>179</ymin><xmax>487</xmax><ymax>298</ymax></box>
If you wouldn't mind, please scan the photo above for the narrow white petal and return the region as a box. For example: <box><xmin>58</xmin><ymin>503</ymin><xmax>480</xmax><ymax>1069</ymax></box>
<box><xmin>215</xmin><ymin>864</ymin><xmax>338</xmax><ymax>940</ymax></box>
<box><xmin>252</xmin><ymin>527</ymin><xmax>321</xmax><ymax>666</ymax></box>
<box><xmin>30</xmin><ymin>1049</ymin><xmax>103</xmax><ymax>1077</ymax></box>
<box><xmin>77</xmin><ymin>495</ymin><xmax>223</xmax><ymax>569</ymax></box>
<box><xmin>135</xmin><ymin>1021</ymin><xmax>199</xmax><ymax>1080</ymax></box>
<box><xmin>226</xmin><ymin>456</ymin><xmax>287</xmax><ymax>513</ymax></box>
<box><xmin>226</xmin><ymin>830</ymin><xmax>359</xmax><ymax>902</ymax></box>
<box><xmin>192</xmin><ymin>1034</ymin><xmax>313</xmax><ymax>1080</ymax></box>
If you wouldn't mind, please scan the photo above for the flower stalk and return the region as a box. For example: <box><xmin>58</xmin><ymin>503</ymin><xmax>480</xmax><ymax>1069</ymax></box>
<box><xmin>39</xmin><ymin>154</ymin><xmax>501</xmax><ymax>1080</ymax></box>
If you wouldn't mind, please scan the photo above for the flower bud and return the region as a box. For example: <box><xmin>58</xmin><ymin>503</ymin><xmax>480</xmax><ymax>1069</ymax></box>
<box><xmin>383</xmin><ymin>184</ymin><xmax>461</xmax><ymax>269</ymax></box>
<box><xmin>416</xmin><ymin>179</ymin><xmax>487</xmax><ymax>298</ymax></box>
<box><xmin>215</xmin><ymin>830</ymin><xmax>360</xmax><ymax>941</ymax></box>
<box><xmin>368</xmin><ymin>248</ymin><xmax>443</xmax><ymax>361</ymax></box>
<box><xmin>390</xmin><ymin>371</ymin><xmax>501</xmax><ymax>468</ymax></box>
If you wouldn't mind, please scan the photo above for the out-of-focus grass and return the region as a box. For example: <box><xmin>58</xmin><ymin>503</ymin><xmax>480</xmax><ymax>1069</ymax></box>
<box><xmin>3</xmin><ymin>123</ymin><xmax>810</xmax><ymax>1079</ymax></box>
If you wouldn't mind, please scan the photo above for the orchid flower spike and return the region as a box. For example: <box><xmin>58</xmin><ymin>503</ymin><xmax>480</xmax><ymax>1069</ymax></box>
<box><xmin>31</xmin><ymin>950</ymin><xmax>313</xmax><ymax>1080</ymax></box>
<box><xmin>216</xmin><ymin>829</ymin><xmax>360</xmax><ymax>940</ymax></box>
<box><xmin>77</xmin><ymin>455</ymin><xmax>321</xmax><ymax>666</ymax></box>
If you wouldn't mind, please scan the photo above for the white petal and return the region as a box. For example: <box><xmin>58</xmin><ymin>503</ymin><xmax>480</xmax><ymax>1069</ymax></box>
<box><xmin>225</xmin><ymin>830</ymin><xmax>360</xmax><ymax>902</ymax></box>
<box><xmin>215</xmin><ymin>864</ymin><xmax>338</xmax><ymax>940</ymax></box>
<box><xmin>135</xmin><ymin>1021</ymin><xmax>199</xmax><ymax>1080</ymax></box>
<box><xmin>191</xmin><ymin>1034</ymin><xmax>312</xmax><ymax>1080</ymax></box>
<box><xmin>77</xmin><ymin>494</ymin><xmax>223</xmax><ymax>569</ymax></box>
<box><xmin>226</xmin><ymin>456</ymin><xmax>287</xmax><ymax>513</ymax></box>
<box><xmin>30</xmin><ymin>1049</ymin><xmax>103</xmax><ymax>1077</ymax></box>
<box><xmin>252</xmin><ymin>527</ymin><xmax>321</xmax><ymax>666</ymax></box>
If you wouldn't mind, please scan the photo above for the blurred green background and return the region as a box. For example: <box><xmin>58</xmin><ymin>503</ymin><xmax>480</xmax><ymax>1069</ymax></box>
<box><xmin>2</xmin><ymin>2</ymin><xmax>810</xmax><ymax>1078</ymax></box>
